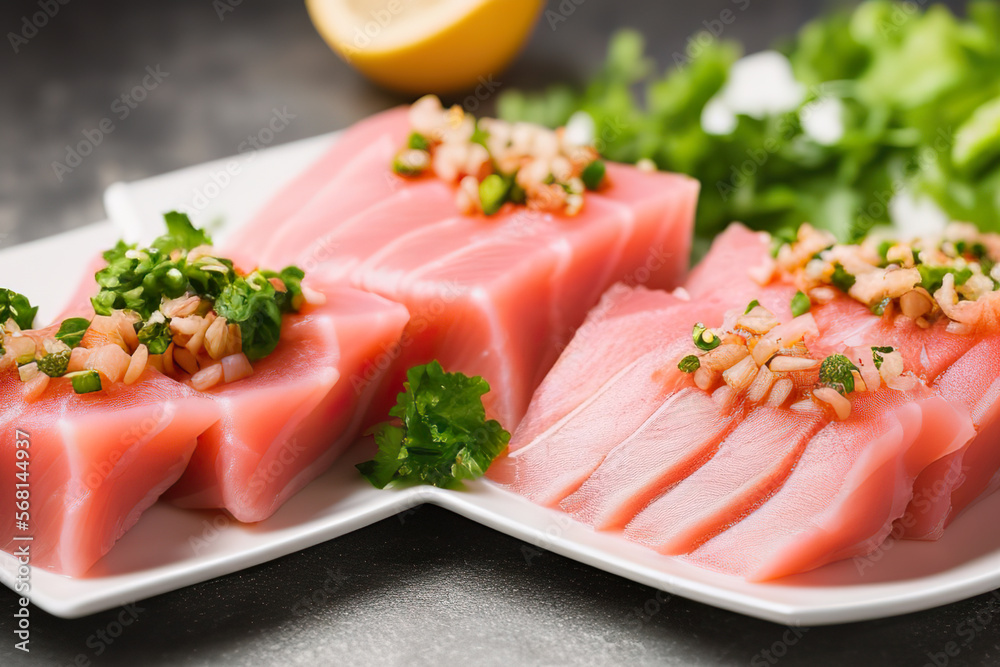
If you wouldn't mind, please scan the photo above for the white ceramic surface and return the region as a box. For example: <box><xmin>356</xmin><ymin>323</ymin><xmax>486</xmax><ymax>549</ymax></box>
<box><xmin>2</xmin><ymin>134</ymin><xmax>999</xmax><ymax>624</ymax></box>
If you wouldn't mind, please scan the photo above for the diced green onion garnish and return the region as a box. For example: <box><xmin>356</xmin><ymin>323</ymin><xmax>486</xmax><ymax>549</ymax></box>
<box><xmin>819</xmin><ymin>354</ymin><xmax>858</xmax><ymax>396</ymax></box>
<box><xmin>137</xmin><ymin>320</ymin><xmax>173</xmax><ymax>355</ymax></box>
<box><xmin>678</xmin><ymin>355</ymin><xmax>700</xmax><ymax>373</ymax></box>
<box><xmin>407</xmin><ymin>132</ymin><xmax>430</xmax><ymax>151</ymax></box>
<box><xmin>870</xmin><ymin>297</ymin><xmax>891</xmax><ymax>316</ymax></box>
<box><xmin>479</xmin><ymin>174</ymin><xmax>510</xmax><ymax>216</ymax></box>
<box><xmin>871</xmin><ymin>346</ymin><xmax>894</xmax><ymax>370</ymax></box>
<box><xmin>392</xmin><ymin>149</ymin><xmax>430</xmax><ymax>177</ymax></box>
<box><xmin>581</xmin><ymin>160</ymin><xmax>606</xmax><ymax>190</ymax></box>
<box><xmin>37</xmin><ymin>350</ymin><xmax>71</xmax><ymax>378</ymax></box>
<box><xmin>744</xmin><ymin>299</ymin><xmax>760</xmax><ymax>314</ymax></box>
<box><xmin>692</xmin><ymin>323</ymin><xmax>720</xmax><ymax>351</ymax></box>
<box><xmin>830</xmin><ymin>263</ymin><xmax>856</xmax><ymax>292</ymax></box>
<box><xmin>55</xmin><ymin>317</ymin><xmax>90</xmax><ymax>348</ymax></box>
<box><xmin>508</xmin><ymin>180</ymin><xmax>526</xmax><ymax>205</ymax></box>
<box><xmin>68</xmin><ymin>370</ymin><xmax>102</xmax><ymax>394</ymax></box>
<box><xmin>790</xmin><ymin>291</ymin><xmax>811</xmax><ymax>318</ymax></box>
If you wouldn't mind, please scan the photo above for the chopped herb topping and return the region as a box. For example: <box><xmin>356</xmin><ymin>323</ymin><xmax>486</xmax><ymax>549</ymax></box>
<box><xmin>830</xmin><ymin>263</ymin><xmax>856</xmax><ymax>293</ymax></box>
<box><xmin>67</xmin><ymin>370</ymin><xmax>102</xmax><ymax>394</ymax></box>
<box><xmin>770</xmin><ymin>223</ymin><xmax>1000</xmax><ymax>333</ymax></box>
<box><xmin>37</xmin><ymin>350</ymin><xmax>70</xmax><ymax>378</ymax></box>
<box><xmin>678</xmin><ymin>355</ymin><xmax>700</xmax><ymax>373</ymax></box>
<box><xmin>92</xmin><ymin>213</ymin><xmax>234</xmax><ymax>319</ymax></box>
<box><xmin>871</xmin><ymin>346</ymin><xmax>894</xmax><ymax>370</ymax></box>
<box><xmin>692</xmin><ymin>323</ymin><xmax>720</xmax><ymax>351</ymax></box>
<box><xmin>790</xmin><ymin>291</ymin><xmax>811</xmax><ymax>318</ymax></box>
<box><xmin>136</xmin><ymin>319</ymin><xmax>173</xmax><ymax>355</ymax></box>
<box><xmin>357</xmin><ymin>361</ymin><xmax>511</xmax><ymax>489</ymax></box>
<box><xmin>215</xmin><ymin>272</ymin><xmax>284</xmax><ymax>361</ymax></box>
<box><xmin>479</xmin><ymin>174</ymin><xmax>510</xmax><ymax>216</ymax></box>
<box><xmin>262</xmin><ymin>266</ymin><xmax>305</xmax><ymax>314</ymax></box>
<box><xmin>398</xmin><ymin>95</ymin><xmax>601</xmax><ymax>217</ymax></box>
<box><xmin>581</xmin><ymin>160</ymin><xmax>606</xmax><ymax>190</ymax></box>
<box><xmin>392</xmin><ymin>149</ymin><xmax>430</xmax><ymax>177</ymax></box>
<box><xmin>744</xmin><ymin>299</ymin><xmax>760</xmax><ymax>314</ymax></box>
<box><xmin>55</xmin><ymin>318</ymin><xmax>90</xmax><ymax>349</ymax></box>
<box><xmin>917</xmin><ymin>265</ymin><xmax>972</xmax><ymax>294</ymax></box>
<box><xmin>407</xmin><ymin>131</ymin><xmax>430</xmax><ymax>152</ymax></box>
<box><xmin>870</xmin><ymin>297</ymin><xmax>891</xmax><ymax>316</ymax></box>
<box><xmin>0</xmin><ymin>289</ymin><xmax>37</xmax><ymax>330</ymax></box>
<box><xmin>819</xmin><ymin>354</ymin><xmax>858</xmax><ymax>396</ymax></box>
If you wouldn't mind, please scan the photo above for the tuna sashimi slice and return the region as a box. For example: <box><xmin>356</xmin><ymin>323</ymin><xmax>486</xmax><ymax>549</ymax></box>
<box><xmin>560</xmin><ymin>387</ymin><xmax>741</xmax><ymax>530</ymax></box>
<box><xmin>234</xmin><ymin>106</ymin><xmax>410</xmax><ymax>261</ymax></box>
<box><xmin>165</xmin><ymin>284</ymin><xmax>408</xmax><ymax>522</ymax></box>
<box><xmin>235</xmin><ymin>106</ymin><xmax>700</xmax><ymax>429</ymax></box>
<box><xmin>509</xmin><ymin>286</ymin><xmax>695</xmax><ymax>452</ymax></box>
<box><xmin>510</xmin><ymin>224</ymin><xmax>792</xmax><ymax>454</ymax></box>
<box><xmin>901</xmin><ymin>335</ymin><xmax>1000</xmax><ymax>539</ymax></box>
<box><xmin>624</xmin><ymin>406</ymin><xmax>824</xmax><ymax>554</ymax></box>
<box><xmin>234</xmin><ymin>135</ymin><xmax>403</xmax><ymax>269</ymax></box>
<box><xmin>488</xmin><ymin>349</ymin><xmax>681</xmax><ymax>507</ymax></box>
<box><xmin>0</xmin><ymin>368</ymin><xmax>221</xmax><ymax>576</ymax></box>
<box><xmin>688</xmin><ymin>387</ymin><xmax>974</xmax><ymax>581</ymax></box>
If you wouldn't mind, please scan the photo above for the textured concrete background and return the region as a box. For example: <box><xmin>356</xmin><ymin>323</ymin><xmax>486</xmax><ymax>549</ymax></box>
<box><xmin>2</xmin><ymin>1</ymin><xmax>995</xmax><ymax>666</ymax></box>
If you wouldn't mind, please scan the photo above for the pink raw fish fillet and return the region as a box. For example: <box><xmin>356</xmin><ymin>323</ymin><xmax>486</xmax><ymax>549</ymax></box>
<box><xmin>687</xmin><ymin>386</ymin><xmax>973</xmax><ymax>581</ymax></box>
<box><xmin>235</xmin><ymin>106</ymin><xmax>410</xmax><ymax>262</ymax></box>
<box><xmin>622</xmin><ymin>406</ymin><xmax>824</xmax><ymax>553</ymax></box>
<box><xmin>903</xmin><ymin>335</ymin><xmax>1000</xmax><ymax>539</ymax></box>
<box><xmin>562</xmin><ymin>387</ymin><xmax>744</xmax><ymax>531</ymax></box>
<box><xmin>228</xmin><ymin>107</ymin><xmax>700</xmax><ymax>429</ymax></box>
<box><xmin>0</xmin><ymin>364</ymin><xmax>221</xmax><ymax>576</ymax></box>
<box><xmin>496</xmin><ymin>222</ymin><xmax>982</xmax><ymax>580</ymax></box>
<box><xmin>165</xmin><ymin>283</ymin><xmax>408</xmax><ymax>522</ymax></box>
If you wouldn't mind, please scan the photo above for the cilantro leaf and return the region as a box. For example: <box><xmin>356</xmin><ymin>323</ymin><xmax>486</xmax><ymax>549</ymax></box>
<box><xmin>0</xmin><ymin>288</ymin><xmax>38</xmax><ymax>330</ymax></box>
<box><xmin>498</xmin><ymin>4</ymin><xmax>1000</xmax><ymax>250</ymax></box>
<box><xmin>136</xmin><ymin>319</ymin><xmax>173</xmax><ymax>355</ymax></box>
<box><xmin>152</xmin><ymin>211</ymin><xmax>212</xmax><ymax>256</ymax></box>
<box><xmin>918</xmin><ymin>265</ymin><xmax>973</xmax><ymax>294</ymax></box>
<box><xmin>357</xmin><ymin>361</ymin><xmax>511</xmax><ymax>489</ymax></box>
<box><xmin>55</xmin><ymin>317</ymin><xmax>90</xmax><ymax>348</ymax></box>
<box><xmin>790</xmin><ymin>291</ymin><xmax>811</xmax><ymax>318</ymax></box>
<box><xmin>214</xmin><ymin>272</ymin><xmax>283</xmax><ymax>361</ymax></box>
<box><xmin>261</xmin><ymin>266</ymin><xmax>305</xmax><ymax>314</ymax></box>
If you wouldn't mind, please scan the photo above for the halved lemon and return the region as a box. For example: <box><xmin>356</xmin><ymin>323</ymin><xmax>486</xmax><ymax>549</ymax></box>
<box><xmin>305</xmin><ymin>0</ymin><xmax>544</xmax><ymax>94</ymax></box>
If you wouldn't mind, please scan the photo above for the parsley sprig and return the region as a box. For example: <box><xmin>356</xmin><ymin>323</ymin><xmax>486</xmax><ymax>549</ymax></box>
<box><xmin>357</xmin><ymin>361</ymin><xmax>511</xmax><ymax>489</ymax></box>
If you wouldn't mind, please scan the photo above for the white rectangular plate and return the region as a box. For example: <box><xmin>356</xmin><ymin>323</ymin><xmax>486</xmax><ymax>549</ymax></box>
<box><xmin>2</xmin><ymin>133</ymin><xmax>1000</xmax><ymax>625</ymax></box>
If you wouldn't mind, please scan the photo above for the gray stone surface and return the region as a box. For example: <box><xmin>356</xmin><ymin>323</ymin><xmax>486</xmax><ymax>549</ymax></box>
<box><xmin>2</xmin><ymin>0</ymin><xmax>994</xmax><ymax>665</ymax></box>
